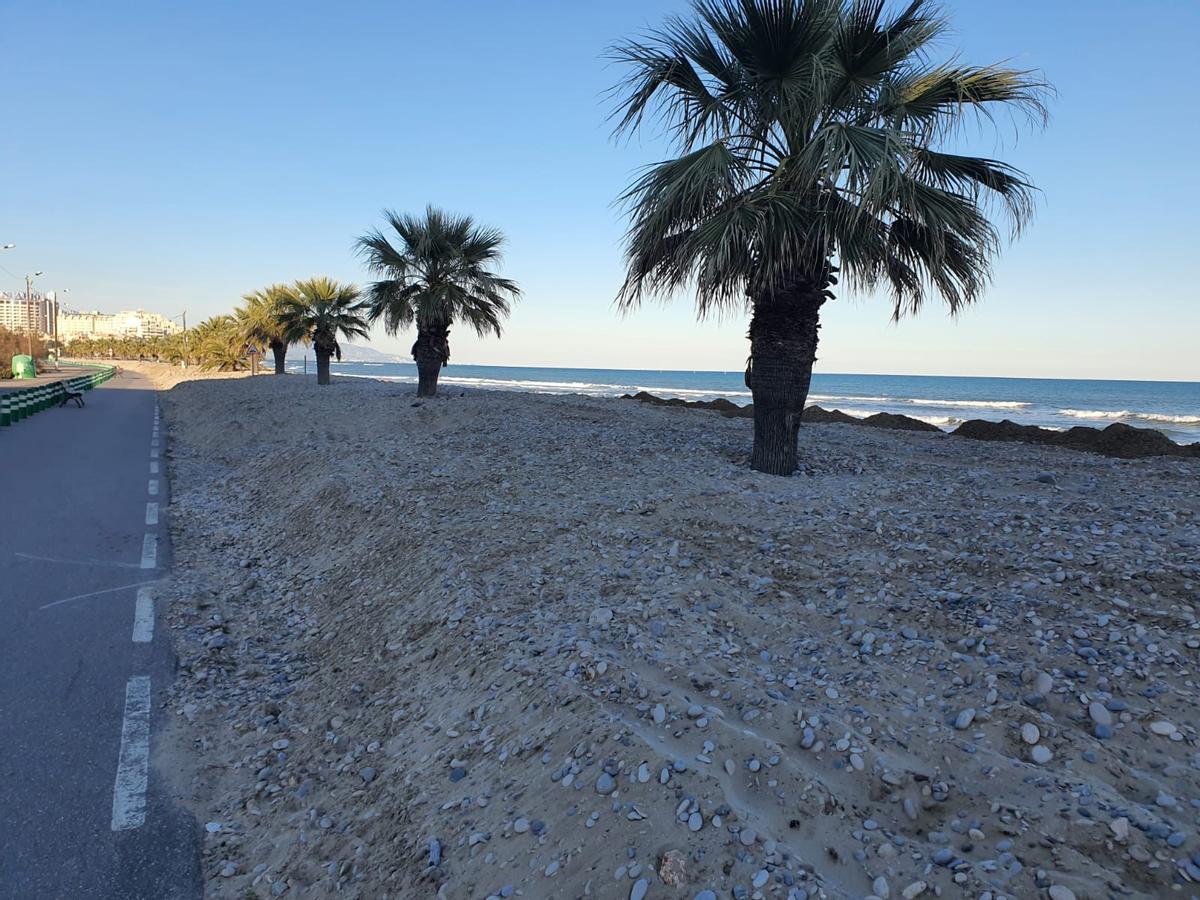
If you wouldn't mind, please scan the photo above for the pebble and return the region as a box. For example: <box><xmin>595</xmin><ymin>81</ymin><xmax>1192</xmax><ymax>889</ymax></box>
<box><xmin>630</xmin><ymin>879</ymin><xmax>648</xmax><ymax>900</ymax></box>
<box><xmin>1088</xmin><ymin>701</ymin><xmax>1112</xmax><ymax>726</ymax></box>
<box><xmin>1031</xmin><ymin>745</ymin><xmax>1052</xmax><ymax>765</ymax></box>
<box><xmin>596</xmin><ymin>773</ymin><xmax>616</xmax><ymax>795</ymax></box>
<box><xmin>513</xmin><ymin>817</ymin><xmax>530</xmax><ymax>834</ymax></box>
<box><xmin>652</xmin><ymin>704</ymin><xmax>666</xmax><ymax>725</ymax></box>
<box><xmin>954</xmin><ymin>708</ymin><xmax>976</xmax><ymax>730</ymax></box>
<box><xmin>1021</xmin><ymin>723</ymin><xmax>1040</xmax><ymax>745</ymax></box>
<box><xmin>1149</xmin><ymin>720</ymin><xmax>1177</xmax><ymax>736</ymax></box>
<box><xmin>1048</xmin><ymin>887</ymin><xmax>1076</xmax><ymax>900</ymax></box>
<box><xmin>752</xmin><ymin>869</ymin><xmax>769</xmax><ymax>888</ymax></box>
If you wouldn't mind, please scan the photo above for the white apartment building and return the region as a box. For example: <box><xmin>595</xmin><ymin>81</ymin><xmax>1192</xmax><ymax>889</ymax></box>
<box><xmin>59</xmin><ymin>309</ymin><xmax>181</xmax><ymax>340</ymax></box>
<box><xmin>0</xmin><ymin>292</ymin><xmax>53</xmax><ymax>333</ymax></box>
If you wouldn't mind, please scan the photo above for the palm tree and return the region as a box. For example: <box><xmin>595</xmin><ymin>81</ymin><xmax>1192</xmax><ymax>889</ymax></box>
<box><xmin>610</xmin><ymin>0</ymin><xmax>1048</xmax><ymax>475</ymax></box>
<box><xmin>278</xmin><ymin>277</ymin><xmax>368</xmax><ymax>385</ymax></box>
<box><xmin>355</xmin><ymin>206</ymin><xmax>521</xmax><ymax>397</ymax></box>
<box><xmin>238</xmin><ymin>285</ymin><xmax>292</xmax><ymax>374</ymax></box>
<box><xmin>192</xmin><ymin>315</ymin><xmax>245</xmax><ymax>371</ymax></box>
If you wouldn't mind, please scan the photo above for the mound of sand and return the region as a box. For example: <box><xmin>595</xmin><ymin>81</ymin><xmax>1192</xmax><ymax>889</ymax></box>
<box><xmin>159</xmin><ymin>376</ymin><xmax>1199</xmax><ymax>900</ymax></box>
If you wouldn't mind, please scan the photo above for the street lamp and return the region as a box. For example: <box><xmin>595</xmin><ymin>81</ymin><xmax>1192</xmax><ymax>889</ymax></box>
<box><xmin>24</xmin><ymin>271</ymin><xmax>45</xmax><ymax>358</ymax></box>
<box><xmin>51</xmin><ymin>288</ymin><xmax>70</xmax><ymax>368</ymax></box>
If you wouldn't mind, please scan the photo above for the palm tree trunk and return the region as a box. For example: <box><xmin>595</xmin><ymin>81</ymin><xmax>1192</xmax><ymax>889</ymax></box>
<box><xmin>412</xmin><ymin>324</ymin><xmax>450</xmax><ymax>398</ymax></box>
<box><xmin>270</xmin><ymin>339</ymin><xmax>286</xmax><ymax>374</ymax></box>
<box><xmin>315</xmin><ymin>349</ymin><xmax>332</xmax><ymax>385</ymax></box>
<box><xmin>746</xmin><ymin>275</ymin><xmax>828</xmax><ymax>476</ymax></box>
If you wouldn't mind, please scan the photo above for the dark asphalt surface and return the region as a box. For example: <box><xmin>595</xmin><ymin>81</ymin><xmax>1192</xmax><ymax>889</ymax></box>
<box><xmin>0</xmin><ymin>370</ymin><xmax>200</xmax><ymax>899</ymax></box>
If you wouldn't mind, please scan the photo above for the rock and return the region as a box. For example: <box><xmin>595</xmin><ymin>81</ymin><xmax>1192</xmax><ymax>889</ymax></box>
<box><xmin>1149</xmin><ymin>720</ymin><xmax>1177</xmax><ymax>736</ymax></box>
<box><xmin>652</xmin><ymin>704</ymin><xmax>666</xmax><ymax>725</ymax></box>
<box><xmin>1021</xmin><ymin>723</ymin><xmax>1041</xmax><ymax>745</ymax></box>
<box><xmin>688</xmin><ymin>811</ymin><xmax>703</xmax><ymax>832</ymax></box>
<box><xmin>1109</xmin><ymin>817</ymin><xmax>1129</xmax><ymax>841</ymax></box>
<box><xmin>1048</xmin><ymin>887</ymin><xmax>1076</xmax><ymax>900</ymax></box>
<box><xmin>901</xmin><ymin>881</ymin><xmax>927</xmax><ymax>900</ymax></box>
<box><xmin>954</xmin><ymin>708</ymin><xmax>976</xmax><ymax>730</ymax></box>
<box><xmin>752</xmin><ymin>869</ymin><xmax>769</xmax><ymax>888</ymax></box>
<box><xmin>596</xmin><ymin>773</ymin><xmax>617</xmax><ymax>795</ymax></box>
<box><xmin>1088</xmin><ymin>701</ymin><xmax>1112</xmax><ymax>726</ymax></box>
<box><xmin>1031</xmin><ymin>745</ymin><xmax>1053</xmax><ymax>765</ymax></box>
<box><xmin>695</xmin><ymin>893</ymin><xmax>717</xmax><ymax>900</ymax></box>
<box><xmin>659</xmin><ymin>849</ymin><xmax>688</xmax><ymax>886</ymax></box>
<box><xmin>513</xmin><ymin>817</ymin><xmax>530</xmax><ymax>834</ymax></box>
<box><xmin>589</xmin><ymin>607</ymin><xmax>614</xmax><ymax>628</ymax></box>
<box><xmin>873</xmin><ymin>876</ymin><xmax>890</xmax><ymax>898</ymax></box>
<box><xmin>220</xmin><ymin>862</ymin><xmax>237</xmax><ymax>877</ymax></box>
<box><xmin>1036</xmin><ymin>472</ymin><xmax>1057</xmax><ymax>485</ymax></box>
<box><xmin>630</xmin><ymin>879</ymin><xmax>649</xmax><ymax>900</ymax></box>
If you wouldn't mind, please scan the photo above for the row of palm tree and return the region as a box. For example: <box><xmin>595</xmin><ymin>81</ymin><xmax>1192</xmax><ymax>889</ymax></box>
<box><xmin>69</xmin><ymin>207</ymin><xmax>523</xmax><ymax>391</ymax></box>
<box><xmin>233</xmin><ymin>208</ymin><xmax>522</xmax><ymax>390</ymax></box>
<box><xmin>73</xmin><ymin>1</ymin><xmax>1050</xmax><ymax>475</ymax></box>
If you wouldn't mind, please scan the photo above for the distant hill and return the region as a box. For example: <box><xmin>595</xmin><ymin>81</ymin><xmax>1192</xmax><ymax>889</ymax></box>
<box><xmin>335</xmin><ymin>344</ymin><xmax>406</xmax><ymax>363</ymax></box>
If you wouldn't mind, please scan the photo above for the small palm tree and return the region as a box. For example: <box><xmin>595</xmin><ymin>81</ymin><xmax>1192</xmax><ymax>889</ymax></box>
<box><xmin>238</xmin><ymin>285</ymin><xmax>293</xmax><ymax>374</ymax></box>
<box><xmin>278</xmin><ymin>277</ymin><xmax>368</xmax><ymax>385</ymax></box>
<box><xmin>355</xmin><ymin>206</ymin><xmax>521</xmax><ymax>397</ymax></box>
<box><xmin>611</xmin><ymin>0</ymin><xmax>1049</xmax><ymax>475</ymax></box>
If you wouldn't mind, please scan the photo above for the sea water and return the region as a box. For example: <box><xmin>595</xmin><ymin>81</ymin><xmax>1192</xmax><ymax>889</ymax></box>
<box><xmin>287</xmin><ymin>360</ymin><xmax>1200</xmax><ymax>443</ymax></box>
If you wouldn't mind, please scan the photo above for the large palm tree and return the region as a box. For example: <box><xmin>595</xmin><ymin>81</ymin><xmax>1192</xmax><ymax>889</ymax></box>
<box><xmin>611</xmin><ymin>0</ymin><xmax>1049</xmax><ymax>475</ymax></box>
<box><xmin>278</xmin><ymin>277</ymin><xmax>368</xmax><ymax>385</ymax></box>
<box><xmin>355</xmin><ymin>206</ymin><xmax>522</xmax><ymax>397</ymax></box>
<box><xmin>238</xmin><ymin>284</ymin><xmax>293</xmax><ymax>374</ymax></box>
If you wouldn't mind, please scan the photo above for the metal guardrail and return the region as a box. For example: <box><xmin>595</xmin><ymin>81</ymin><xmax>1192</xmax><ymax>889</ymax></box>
<box><xmin>0</xmin><ymin>365</ymin><xmax>117</xmax><ymax>427</ymax></box>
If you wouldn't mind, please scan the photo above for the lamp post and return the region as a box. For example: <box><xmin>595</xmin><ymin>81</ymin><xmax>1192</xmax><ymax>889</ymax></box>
<box><xmin>53</xmin><ymin>288</ymin><xmax>69</xmax><ymax>368</ymax></box>
<box><xmin>25</xmin><ymin>271</ymin><xmax>44</xmax><ymax>359</ymax></box>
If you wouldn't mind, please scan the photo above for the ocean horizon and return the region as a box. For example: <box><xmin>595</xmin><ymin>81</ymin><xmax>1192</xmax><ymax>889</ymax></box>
<box><xmin>287</xmin><ymin>359</ymin><xmax>1200</xmax><ymax>443</ymax></box>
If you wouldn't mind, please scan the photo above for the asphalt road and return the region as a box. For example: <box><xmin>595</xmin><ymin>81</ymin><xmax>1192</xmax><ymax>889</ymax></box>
<box><xmin>0</xmin><ymin>370</ymin><xmax>200</xmax><ymax>899</ymax></box>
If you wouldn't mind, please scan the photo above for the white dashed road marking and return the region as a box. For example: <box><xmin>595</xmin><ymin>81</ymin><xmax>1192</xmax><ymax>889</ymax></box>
<box><xmin>145</xmin><ymin>502</ymin><xmax>158</xmax><ymax>526</ymax></box>
<box><xmin>111</xmin><ymin>676</ymin><xmax>151</xmax><ymax>831</ymax></box>
<box><xmin>140</xmin><ymin>534</ymin><xmax>157</xmax><ymax>570</ymax></box>
<box><xmin>148</xmin><ymin>479</ymin><xmax>159</xmax><ymax>496</ymax></box>
<box><xmin>132</xmin><ymin>588</ymin><xmax>154</xmax><ymax>643</ymax></box>
<box><xmin>149</xmin><ymin>461</ymin><xmax>159</xmax><ymax>474</ymax></box>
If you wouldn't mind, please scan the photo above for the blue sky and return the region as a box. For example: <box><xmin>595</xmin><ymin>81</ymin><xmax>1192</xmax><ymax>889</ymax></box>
<box><xmin>3</xmin><ymin>0</ymin><xmax>1198</xmax><ymax>380</ymax></box>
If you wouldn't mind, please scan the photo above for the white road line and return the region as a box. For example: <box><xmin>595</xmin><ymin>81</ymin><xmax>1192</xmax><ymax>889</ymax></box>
<box><xmin>15</xmin><ymin>552</ymin><xmax>141</xmax><ymax>570</ymax></box>
<box><xmin>37</xmin><ymin>579</ymin><xmax>159</xmax><ymax>611</ymax></box>
<box><xmin>145</xmin><ymin>502</ymin><xmax>158</xmax><ymax>525</ymax></box>
<box><xmin>132</xmin><ymin>588</ymin><xmax>154</xmax><ymax>642</ymax></box>
<box><xmin>149</xmin><ymin>461</ymin><xmax>159</xmax><ymax>474</ymax></box>
<box><xmin>150</xmin><ymin>447</ymin><xmax>159</xmax><ymax>459</ymax></box>
<box><xmin>148</xmin><ymin>479</ymin><xmax>159</xmax><ymax>496</ymax></box>
<box><xmin>140</xmin><ymin>534</ymin><xmax>157</xmax><ymax>570</ymax></box>
<box><xmin>111</xmin><ymin>675</ymin><xmax>151</xmax><ymax>831</ymax></box>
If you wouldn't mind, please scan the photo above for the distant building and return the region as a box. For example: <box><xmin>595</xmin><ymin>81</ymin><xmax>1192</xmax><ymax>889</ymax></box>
<box><xmin>0</xmin><ymin>291</ymin><xmax>53</xmax><ymax>334</ymax></box>
<box><xmin>59</xmin><ymin>309</ymin><xmax>181</xmax><ymax>340</ymax></box>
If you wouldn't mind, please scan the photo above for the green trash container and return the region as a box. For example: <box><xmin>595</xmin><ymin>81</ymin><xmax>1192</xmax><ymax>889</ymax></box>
<box><xmin>12</xmin><ymin>355</ymin><xmax>35</xmax><ymax>379</ymax></box>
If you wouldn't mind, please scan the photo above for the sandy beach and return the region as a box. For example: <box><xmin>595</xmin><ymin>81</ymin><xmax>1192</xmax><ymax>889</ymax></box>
<box><xmin>150</xmin><ymin>368</ymin><xmax>1199</xmax><ymax>900</ymax></box>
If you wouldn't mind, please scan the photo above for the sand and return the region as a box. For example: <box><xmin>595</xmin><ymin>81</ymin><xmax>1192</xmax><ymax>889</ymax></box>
<box><xmin>151</xmin><ymin>370</ymin><xmax>1200</xmax><ymax>900</ymax></box>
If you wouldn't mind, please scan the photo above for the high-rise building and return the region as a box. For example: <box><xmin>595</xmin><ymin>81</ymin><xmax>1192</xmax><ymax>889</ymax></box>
<box><xmin>0</xmin><ymin>292</ymin><xmax>53</xmax><ymax>334</ymax></box>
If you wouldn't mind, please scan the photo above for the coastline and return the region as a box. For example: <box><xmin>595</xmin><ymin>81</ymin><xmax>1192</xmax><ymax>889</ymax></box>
<box><xmin>152</xmin><ymin>368</ymin><xmax>1199</xmax><ymax>899</ymax></box>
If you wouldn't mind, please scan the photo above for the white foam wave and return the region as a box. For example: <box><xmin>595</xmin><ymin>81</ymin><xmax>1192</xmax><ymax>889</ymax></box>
<box><xmin>1062</xmin><ymin>409</ymin><xmax>1200</xmax><ymax>425</ymax></box>
<box><xmin>904</xmin><ymin>398</ymin><xmax>1030</xmax><ymax>409</ymax></box>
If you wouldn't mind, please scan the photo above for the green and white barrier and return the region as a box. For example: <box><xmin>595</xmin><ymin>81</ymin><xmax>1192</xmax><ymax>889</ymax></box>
<box><xmin>0</xmin><ymin>365</ymin><xmax>116</xmax><ymax>427</ymax></box>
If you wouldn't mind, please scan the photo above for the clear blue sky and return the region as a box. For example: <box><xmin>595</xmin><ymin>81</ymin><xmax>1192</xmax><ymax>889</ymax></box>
<box><xmin>4</xmin><ymin>0</ymin><xmax>1198</xmax><ymax>380</ymax></box>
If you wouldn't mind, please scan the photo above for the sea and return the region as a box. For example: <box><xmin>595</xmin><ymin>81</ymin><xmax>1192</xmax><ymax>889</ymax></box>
<box><xmin>286</xmin><ymin>360</ymin><xmax>1200</xmax><ymax>443</ymax></box>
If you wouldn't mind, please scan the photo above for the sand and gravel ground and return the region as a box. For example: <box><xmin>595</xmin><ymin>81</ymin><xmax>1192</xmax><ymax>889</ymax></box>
<box><xmin>151</xmin><ymin>369</ymin><xmax>1200</xmax><ymax>900</ymax></box>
